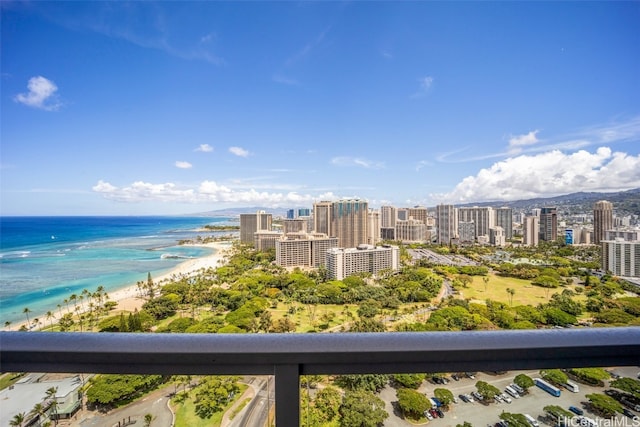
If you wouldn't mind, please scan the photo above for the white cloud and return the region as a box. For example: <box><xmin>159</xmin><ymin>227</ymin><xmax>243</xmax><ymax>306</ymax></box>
<box><xmin>509</xmin><ymin>130</ymin><xmax>539</xmax><ymax>148</ymax></box>
<box><xmin>14</xmin><ymin>76</ymin><xmax>62</xmax><ymax>111</ymax></box>
<box><xmin>229</xmin><ymin>146</ymin><xmax>250</xmax><ymax>157</ymax></box>
<box><xmin>416</xmin><ymin>160</ymin><xmax>431</xmax><ymax>172</ymax></box>
<box><xmin>411</xmin><ymin>76</ymin><xmax>434</xmax><ymax>98</ymax></box>
<box><xmin>331</xmin><ymin>156</ymin><xmax>385</xmax><ymax>169</ymax></box>
<box><xmin>175</xmin><ymin>161</ymin><xmax>192</xmax><ymax>169</ymax></box>
<box><xmin>93</xmin><ymin>179</ymin><xmax>340</xmax><ymax>206</ymax></box>
<box><xmin>432</xmin><ymin>147</ymin><xmax>640</xmax><ymax>203</ymax></box>
<box><xmin>195</xmin><ymin>144</ymin><xmax>213</xmax><ymax>152</ymax></box>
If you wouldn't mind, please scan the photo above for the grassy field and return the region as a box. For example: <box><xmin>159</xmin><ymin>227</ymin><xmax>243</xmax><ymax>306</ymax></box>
<box><xmin>172</xmin><ymin>382</ymin><xmax>248</xmax><ymax>427</ymax></box>
<box><xmin>462</xmin><ymin>273</ymin><xmax>585</xmax><ymax>306</ymax></box>
<box><xmin>269</xmin><ymin>302</ymin><xmax>360</xmax><ymax>332</ymax></box>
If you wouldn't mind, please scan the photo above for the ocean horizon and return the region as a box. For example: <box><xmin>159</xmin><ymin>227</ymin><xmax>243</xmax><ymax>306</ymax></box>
<box><xmin>0</xmin><ymin>215</ymin><xmax>234</xmax><ymax>327</ymax></box>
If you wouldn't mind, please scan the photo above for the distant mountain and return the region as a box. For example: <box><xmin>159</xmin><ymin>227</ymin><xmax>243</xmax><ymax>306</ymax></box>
<box><xmin>455</xmin><ymin>188</ymin><xmax>640</xmax><ymax>214</ymax></box>
<box><xmin>189</xmin><ymin>188</ymin><xmax>640</xmax><ymax>218</ymax></box>
<box><xmin>191</xmin><ymin>207</ymin><xmax>289</xmax><ymax>217</ymax></box>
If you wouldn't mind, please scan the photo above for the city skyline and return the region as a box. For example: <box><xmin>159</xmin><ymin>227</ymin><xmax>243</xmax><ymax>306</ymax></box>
<box><xmin>2</xmin><ymin>2</ymin><xmax>640</xmax><ymax>216</ymax></box>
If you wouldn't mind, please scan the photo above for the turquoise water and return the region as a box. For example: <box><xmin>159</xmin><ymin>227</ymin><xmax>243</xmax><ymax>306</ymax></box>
<box><xmin>0</xmin><ymin>216</ymin><xmax>233</xmax><ymax>326</ymax></box>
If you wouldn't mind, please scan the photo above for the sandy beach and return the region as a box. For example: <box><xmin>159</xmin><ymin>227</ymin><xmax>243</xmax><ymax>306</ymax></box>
<box><xmin>10</xmin><ymin>241</ymin><xmax>233</xmax><ymax>331</ymax></box>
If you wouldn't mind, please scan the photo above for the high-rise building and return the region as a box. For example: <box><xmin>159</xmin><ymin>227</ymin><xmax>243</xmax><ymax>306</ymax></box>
<box><xmin>495</xmin><ymin>207</ymin><xmax>513</xmax><ymax>240</ymax></box>
<box><xmin>286</xmin><ymin>209</ymin><xmax>295</xmax><ymax>219</ymax></box>
<box><xmin>489</xmin><ymin>226</ymin><xmax>505</xmax><ymax>247</ymax></box>
<box><xmin>458</xmin><ymin>207</ymin><xmax>495</xmax><ymax>241</ymax></box>
<box><xmin>367</xmin><ymin>209</ymin><xmax>380</xmax><ymax>245</ymax></box>
<box><xmin>254</xmin><ymin>230</ymin><xmax>282</xmax><ymax>251</ymax></box>
<box><xmin>313</xmin><ymin>201</ymin><xmax>333</xmax><ymax>236</ymax></box>
<box><xmin>395</xmin><ymin>218</ymin><xmax>427</xmax><ymax>243</ymax></box>
<box><xmin>601</xmin><ymin>238</ymin><xmax>640</xmax><ymax>278</ymax></box>
<box><xmin>523</xmin><ymin>215</ymin><xmax>540</xmax><ymax>246</ymax></box>
<box><xmin>380</xmin><ymin>205</ymin><xmax>397</xmax><ymax>228</ymax></box>
<box><xmin>436</xmin><ymin>204</ymin><xmax>457</xmax><ymax>245</ymax></box>
<box><xmin>326</xmin><ymin>244</ymin><xmax>399</xmax><ymax>280</ymax></box>
<box><xmin>240</xmin><ymin>211</ymin><xmax>272</xmax><ymax>245</ymax></box>
<box><xmin>330</xmin><ymin>199</ymin><xmax>369</xmax><ymax>249</ymax></box>
<box><xmin>397</xmin><ymin>208</ymin><xmax>409</xmax><ymax>221</ymax></box>
<box><xmin>275</xmin><ymin>233</ymin><xmax>339</xmax><ymax>268</ymax></box>
<box><xmin>298</xmin><ymin>208</ymin><xmax>310</xmax><ymax>217</ymax></box>
<box><xmin>593</xmin><ymin>200</ymin><xmax>614</xmax><ymax>245</ymax></box>
<box><xmin>539</xmin><ymin>207</ymin><xmax>558</xmax><ymax>242</ymax></box>
<box><xmin>605</xmin><ymin>229</ymin><xmax>639</xmax><ymax>242</ymax></box>
<box><xmin>408</xmin><ymin>206</ymin><xmax>429</xmax><ymax>225</ymax></box>
<box><xmin>458</xmin><ymin>221</ymin><xmax>475</xmax><ymax>244</ymax></box>
<box><xmin>282</xmin><ymin>218</ymin><xmax>307</xmax><ymax>234</ymax></box>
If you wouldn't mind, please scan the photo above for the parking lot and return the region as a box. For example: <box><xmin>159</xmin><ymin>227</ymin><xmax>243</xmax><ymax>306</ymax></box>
<box><xmin>399</xmin><ymin>367</ymin><xmax>640</xmax><ymax>427</ymax></box>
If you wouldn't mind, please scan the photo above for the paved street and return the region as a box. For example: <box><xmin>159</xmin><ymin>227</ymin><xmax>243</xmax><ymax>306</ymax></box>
<box><xmin>75</xmin><ymin>385</ymin><xmax>174</xmax><ymax>427</ymax></box>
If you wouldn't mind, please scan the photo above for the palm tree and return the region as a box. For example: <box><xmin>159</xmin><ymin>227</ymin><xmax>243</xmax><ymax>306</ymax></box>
<box><xmin>23</xmin><ymin>307</ymin><xmax>32</xmax><ymax>328</ymax></box>
<box><xmin>4</xmin><ymin>320</ymin><xmax>12</xmax><ymax>331</ymax></box>
<box><xmin>46</xmin><ymin>311</ymin><xmax>54</xmax><ymax>329</ymax></box>
<box><xmin>69</xmin><ymin>294</ymin><xmax>78</xmax><ymax>312</ymax></box>
<box><xmin>29</xmin><ymin>403</ymin><xmax>46</xmax><ymax>425</ymax></box>
<box><xmin>506</xmin><ymin>288</ymin><xmax>516</xmax><ymax>306</ymax></box>
<box><xmin>45</xmin><ymin>387</ymin><xmax>58</xmax><ymax>425</ymax></box>
<box><xmin>9</xmin><ymin>412</ymin><xmax>26</xmax><ymax>426</ymax></box>
<box><xmin>482</xmin><ymin>276</ymin><xmax>490</xmax><ymax>292</ymax></box>
<box><xmin>144</xmin><ymin>413</ymin><xmax>155</xmax><ymax>427</ymax></box>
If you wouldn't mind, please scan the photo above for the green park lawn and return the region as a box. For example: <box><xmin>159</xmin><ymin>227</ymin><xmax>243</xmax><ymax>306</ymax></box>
<box><xmin>462</xmin><ymin>273</ymin><xmax>585</xmax><ymax>307</ymax></box>
<box><xmin>172</xmin><ymin>383</ymin><xmax>248</xmax><ymax>427</ymax></box>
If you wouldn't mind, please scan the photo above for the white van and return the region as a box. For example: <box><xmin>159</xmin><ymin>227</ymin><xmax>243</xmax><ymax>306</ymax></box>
<box><xmin>565</xmin><ymin>380</ymin><xmax>579</xmax><ymax>393</ymax></box>
<box><xmin>505</xmin><ymin>386</ymin><xmax>520</xmax><ymax>398</ymax></box>
<box><xmin>524</xmin><ymin>414</ymin><xmax>539</xmax><ymax>427</ymax></box>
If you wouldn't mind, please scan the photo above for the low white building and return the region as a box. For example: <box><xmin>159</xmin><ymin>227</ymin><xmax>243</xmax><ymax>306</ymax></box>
<box><xmin>1</xmin><ymin>374</ymin><xmax>84</xmax><ymax>426</ymax></box>
<box><xmin>326</xmin><ymin>244</ymin><xmax>399</xmax><ymax>280</ymax></box>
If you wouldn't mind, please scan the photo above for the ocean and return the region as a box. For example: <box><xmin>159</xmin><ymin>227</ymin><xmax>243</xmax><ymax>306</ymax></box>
<box><xmin>0</xmin><ymin>216</ymin><xmax>234</xmax><ymax>327</ymax></box>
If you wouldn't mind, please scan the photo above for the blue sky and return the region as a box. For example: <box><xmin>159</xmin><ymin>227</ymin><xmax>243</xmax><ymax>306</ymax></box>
<box><xmin>2</xmin><ymin>1</ymin><xmax>639</xmax><ymax>216</ymax></box>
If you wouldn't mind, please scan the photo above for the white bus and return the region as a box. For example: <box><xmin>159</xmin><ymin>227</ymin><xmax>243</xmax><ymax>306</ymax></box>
<box><xmin>565</xmin><ymin>380</ymin><xmax>579</xmax><ymax>393</ymax></box>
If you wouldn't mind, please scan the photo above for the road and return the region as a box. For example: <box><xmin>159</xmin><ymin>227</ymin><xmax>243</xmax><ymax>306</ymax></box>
<box><xmin>229</xmin><ymin>376</ymin><xmax>274</xmax><ymax>427</ymax></box>
<box><xmin>76</xmin><ymin>385</ymin><xmax>174</xmax><ymax>427</ymax></box>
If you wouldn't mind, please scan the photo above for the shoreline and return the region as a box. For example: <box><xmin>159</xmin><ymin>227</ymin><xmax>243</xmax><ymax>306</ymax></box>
<box><xmin>9</xmin><ymin>241</ymin><xmax>233</xmax><ymax>331</ymax></box>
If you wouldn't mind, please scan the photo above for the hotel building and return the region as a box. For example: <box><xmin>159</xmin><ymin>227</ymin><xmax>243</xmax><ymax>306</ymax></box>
<box><xmin>436</xmin><ymin>204</ymin><xmax>457</xmax><ymax>245</ymax></box>
<box><xmin>594</xmin><ymin>200</ymin><xmax>614</xmax><ymax>245</ymax></box>
<box><xmin>523</xmin><ymin>215</ymin><xmax>540</xmax><ymax>246</ymax></box>
<box><xmin>539</xmin><ymin>207</ymin><xmax>558</xmax><ymax>242</ymax></box>
<box><xmin>275</xmin><ymin>233</ymin><xmax>339</xmax><ymax>268</ymax></box>
<box><xmin>326</xmin><ymin>244</ymin><xmax>400</xmax><ymax>280</ymax></box>
<box><xmin>601</xmin><ymin>238</ymin><xmax>640</xmax><ymax>278</ymax></box>
<box><xmin>240</xmin><ymin>211</ymin><xmax>272</xmax><ymax>245</ymax></box>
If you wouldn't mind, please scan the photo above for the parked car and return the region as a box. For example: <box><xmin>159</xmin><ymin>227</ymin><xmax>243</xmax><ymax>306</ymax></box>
<box><xmin>569</xmin><ymin>406</ymin><xmax>584</xmax><ymax>416</ymax></box>
<box><xmin>429</xmin><ymin>408</ymin><xmax>439</xmax><ymax>419</ymax></box>
<box><xmin>459</xmin><ymin>394</ymin><xmax>470</xmax><ymax>403</ymax></box>
<box><xmin>500</xmin><ymin>393</ymin><xmax>512</xmax><ymax>403</ymax></box>
<box><xmin>453</xmin><ymin>395</ymin><xmax>459</xmax><ymax>403</ymax></box>
<box><xmin>424</xmin><ymin>410</ymin><xmax>434</xmax><ymax>420</ymax></box>
<box><xmin>466</xmin><ymin>372</ymin><xmax>476</xmax><ymax>379</ymax></box>
<box><xmin>494</xmin><ymin>394</ymin><xmax>503</xmax><ymax>403</ymax></box>
<box><xmin>472</xmin><ymin>391</ymin><xmax>483</xmax><ymax>401</ymax></box>
<box><xmin>466</xmin><ymin>394</ymin><xmax>475</xmax><ymax>403</ymax></box>
<box><xmin>452</xmin><ymin>374</ymin><xmax>460</xmax><ymax>381</ymax></box>
<box><xmin>435</xmin><ymin>408</ymin><xmax>445</xmax><ymax>418</ymax></box>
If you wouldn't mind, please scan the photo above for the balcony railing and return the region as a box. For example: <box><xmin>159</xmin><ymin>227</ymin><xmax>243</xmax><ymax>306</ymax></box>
<box><xmin>2</xmin><ymin>327</ymin><xmax>639</xmax><ymax>426</ymax></box>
